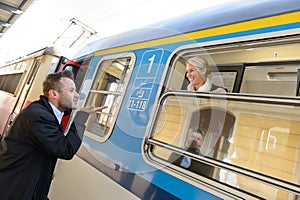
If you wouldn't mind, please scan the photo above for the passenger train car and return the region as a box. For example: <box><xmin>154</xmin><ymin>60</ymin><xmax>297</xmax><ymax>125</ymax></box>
<box><xmin>19</xmin><ymin>0</ymin><xmax>300</xmax><ymax>199</ymax></box>
<box><xmin>0</xmin><ymin>47</ymin><xmax>80</xmax><ymax>137</ymax></box>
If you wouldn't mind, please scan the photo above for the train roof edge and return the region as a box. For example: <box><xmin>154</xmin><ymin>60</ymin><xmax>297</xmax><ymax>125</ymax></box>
<box><xmin>73</xmin><ymin>0</ymin><xmax>300</xmax><ymax>59</ymax></box>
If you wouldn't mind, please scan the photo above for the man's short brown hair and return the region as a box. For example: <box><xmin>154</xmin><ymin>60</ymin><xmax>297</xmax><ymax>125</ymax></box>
<box><xmin>42</xmin><ymin>70</ymin><xmax>74</xmax><ymax>97</ymax></box>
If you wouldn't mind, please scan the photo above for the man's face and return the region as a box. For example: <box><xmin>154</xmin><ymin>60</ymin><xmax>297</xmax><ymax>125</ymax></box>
<box><xmin>56</xmin><ymin>77</ymin><xmax>79</xmax><ymax>111</ymax></box>
<box><xmin>192</xmin><ymin>132</ymin><xmax>204</xmax><ymax>148</ymax></box>
<box><xmin>186</xmin><ymin>131</ymin><xmax>204</xmax><ymax>149</ymax></box>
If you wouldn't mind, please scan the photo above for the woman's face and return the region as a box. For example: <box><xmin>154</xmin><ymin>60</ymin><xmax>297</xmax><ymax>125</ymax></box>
<box><xmin>186</xmin><ymin>63</ymin><xmax>206</xmax><ymax>90</ymax></box>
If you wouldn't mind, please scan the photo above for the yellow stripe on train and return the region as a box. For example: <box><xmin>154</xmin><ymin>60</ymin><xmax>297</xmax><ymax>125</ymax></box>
<box><xmin>95</xmin><ymin>11</ymin><xmax>300</xmax><ymax>56</ymax></box>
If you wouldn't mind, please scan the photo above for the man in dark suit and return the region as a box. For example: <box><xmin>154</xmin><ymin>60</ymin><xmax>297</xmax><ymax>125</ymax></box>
<box><xmin>168</xmin><ymin>131</ymin><xmax>214</xmax><ymax>177</ymax></box>
<box><xmin>0</xmin><ymin>70</ymin><xmax>107</xmax><ymax>200</ymax></box>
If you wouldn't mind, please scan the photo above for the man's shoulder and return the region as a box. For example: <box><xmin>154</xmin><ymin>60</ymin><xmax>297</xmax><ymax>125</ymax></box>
<box><xmin>24</xmin><ymin>97</ymin><xmax>52</xmax><ymax>116</ymax></box>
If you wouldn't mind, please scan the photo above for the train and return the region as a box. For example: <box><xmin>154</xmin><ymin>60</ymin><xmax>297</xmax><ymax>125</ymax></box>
<box><xmin>1</xmin><ymin>0</ymin><xmax>300</xmax><ymax>199</ymax></box>
<box><xmin>0</xmin><ymin>46</ymin><xmax>81</xmax><ymax>137</ymax></box>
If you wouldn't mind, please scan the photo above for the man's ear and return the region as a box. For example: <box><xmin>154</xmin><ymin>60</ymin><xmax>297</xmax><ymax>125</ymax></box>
<box><xmin>48</xmin><ymin>89</ymin><xmax>59</xmax><ymax>99</ymax></box>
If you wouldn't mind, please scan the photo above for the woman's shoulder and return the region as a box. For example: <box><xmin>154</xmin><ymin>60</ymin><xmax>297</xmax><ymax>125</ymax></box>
<box><xmin>211</xmin><ymin>84</ymin><xmax>228</xmax><ymax>92</ymax></box>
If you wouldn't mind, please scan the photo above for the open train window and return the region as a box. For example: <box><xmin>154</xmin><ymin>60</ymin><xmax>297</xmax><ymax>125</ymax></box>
<box><xmin>146</xmin><ymin>92</ymin><xmax>300</xmax><ymax>199</ymax></box>
<box><xmin>83</xmin><ymin>54</ymin><xmax>134</xmax><ymax>142</ymax></box>
<box><xmin>166</xmin><ymin>55</ymin><xmax>244</xmax><ymax>93</ymax></box>
<box><xmin>166</xmin><ymin>36</ymin><xmax>300</xmax><ymax>97</ymax></box>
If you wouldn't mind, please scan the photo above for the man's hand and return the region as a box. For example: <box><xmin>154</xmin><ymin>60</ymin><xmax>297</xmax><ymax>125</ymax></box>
<box><xmin>80</xmin><ymin>105</ymin><xmax>108</xmax><ymax>114</ymax></box>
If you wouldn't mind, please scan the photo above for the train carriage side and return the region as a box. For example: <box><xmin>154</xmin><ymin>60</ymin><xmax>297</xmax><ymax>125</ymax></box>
<box><xmin>50</xmin><ymin>1</ymin><xmax>300</xmax><ymax>199</ymax></box>
<box><xmin>0</xmin><ymin>47</ymin><xmax>80</xmax><ymax>137</ymax></box>
<box><xmin>0</xmin><ymin>47</ymin><xmax>62</xmax><ymax>136</ymax></box>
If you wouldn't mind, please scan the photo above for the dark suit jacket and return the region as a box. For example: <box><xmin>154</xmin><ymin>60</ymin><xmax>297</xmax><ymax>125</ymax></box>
<box><xmin>168</xmin><ymin>148</ymin><xmax>213</xmax><ymax>177</ymax></box>
<box><xmin>0</xmin><ymin>95</ymin><xmax>88</xmax><ymax>200</ymax></box>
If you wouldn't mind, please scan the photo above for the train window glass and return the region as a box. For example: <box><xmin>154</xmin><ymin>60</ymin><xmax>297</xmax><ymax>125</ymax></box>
<box><xmin>73</xmin><ymin>58</ymin><xmax>90</xmax><ymax>92</ymax></box>
<box><xmin>0</xmin><ymin>62</ymin><xmax>27</xmax><ymax>94</ymax></box>
<box><xmin>147</xmin><ymin>93</ymin><xmax>300</xmax><ymax>199</ymax></box>
<box><xmin>64</xmin><ymin>65</ymin><xmax>79</xmax><ymax>77</ymax></box>
<box><xmin>0</xmin><ymin>73</ymin><xmax>23</xmax><ymax>94</ymax></box>
<box><xmin>26</xmin><ymin>60</ymin><xmax>41</xmax><ymax>85</ymax></box>
<box><xmin>48</xmin><ymin>57</ymin><xmax>60</xmax><ymax>73</ymax></box>
<box><xmin>84</xmin><ymin>57</ymin><xmax>133</xmax><ymax>142</ymax></box>
<box><xmin>240</xmin><ymin>64</ymin><xmax>299</xmax><ymax>96</ymax></box>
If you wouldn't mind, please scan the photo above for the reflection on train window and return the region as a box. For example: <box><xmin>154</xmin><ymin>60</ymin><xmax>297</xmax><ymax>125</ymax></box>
<box><xmin>148</xmin><ymin>93</ymin><xmax>300</xmax><ymax>199</ymax></box>
<box><xmin>84</xmin><ymin>57</ymin><xmax>133</xmax><ymax>142</ymax></box>
<box><xmin>69</xmin><ymin>58</ymin><xmax>91</xmax><ymax>92</ymax></box>
<box><xmin>64</xmin><ymin>65</ymin><xmax>79</xmax><ymax>80</ymax></box>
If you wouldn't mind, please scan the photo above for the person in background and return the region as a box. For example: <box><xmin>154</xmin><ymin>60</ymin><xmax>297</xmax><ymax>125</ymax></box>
<box><xmin>185</xmin><ymin>57</ymin><xmax>227</xmax><ymax>93</ymax></box>
<box><xmin>168</xmin><ymin>130</ymin><xmax>214</xmax><ymax>177</ymax></box>
<box><xmin>0</xmin><ymin>70</ymin><xmax>107</xmax><ymax>200</ymax></box>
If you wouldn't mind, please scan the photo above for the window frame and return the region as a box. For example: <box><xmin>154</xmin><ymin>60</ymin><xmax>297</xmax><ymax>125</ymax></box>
<box><xmin>83</xmin><ymin>53</ymin><xmax>135</xmax><ymax>142</ymax></box>
<box><xmin>143</xmin><ymin>35</ymin><xmax>300</xmax><ymax>199</ymax></box>
<box><xmin>145</xmin><ymin>91</ymin><xmax>300</xmax><ymax>199</ymax></box>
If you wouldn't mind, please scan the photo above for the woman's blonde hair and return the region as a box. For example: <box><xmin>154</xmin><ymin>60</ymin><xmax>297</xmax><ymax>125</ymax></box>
<box><xmin>186</xmin><ymin>57</ymin><xmax>212</xmax><ymax>74</ymax></box>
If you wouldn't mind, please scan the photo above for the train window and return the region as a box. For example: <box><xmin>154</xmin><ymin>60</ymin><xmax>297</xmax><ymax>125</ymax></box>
<box><xmin>84</xmin><ymin>56</ymin><xmax>133</xmax><ymax>142</ymax></box>
<box><xmin>166</xmin><ymin>56</ymin><xmax>233</xmax><ymax>92</ymax></box>
<box><xmin>240</xmin><ymin>64</ymin><xmax>300</xmax><ymax>96</ymax></box>
<box><xmin>166</xmin><ymin>36</ymin><xmax>300</xmax><ymax>96</ymax></box>
<box><xmin>48</xmin><ymin>57</ymin><xmax>60</xmax><ymax>73</ymax></box>
<box><xmin>0</xmin><ymin>61</ymin><xmax>28</xmax><ymax>94</ymax></box>
<box><xmin>0</xmin><ymin>73</ymin><xmax>22</xmax><ymax>94</ymax></box>
<box><xmin>146</xmin><ymin>92</ymin><xmax>300</xmax><ymax>199</ymax></box>
<box><xmin>73</xmin><ymin>58</ymin><xmax>90</xmax><ymax>92</ymax></box>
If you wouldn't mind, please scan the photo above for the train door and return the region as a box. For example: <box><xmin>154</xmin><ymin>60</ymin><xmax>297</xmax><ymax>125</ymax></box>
<box><xmin>2</xmin><ymin>59</ymin><xmax>42</xmax><ymax>136</ymax></box>
<box><xmin>0</xmin><ymin>59</ymin><xmax>36</xmax><ymax>136</ymax></box>
<box><xmin>59</xmin><ymin>57</ymin><xmax>88</xmax><ymax>131</ymax></box>
<box><xmin>297</xmin><ymin>68</ymin><xmax>300</xmax><ymax>96</ymax></box>
<box><xmin>0</xmin><ymin>54</ymin><xmax>80</xmax><ymax>137</ymax></box>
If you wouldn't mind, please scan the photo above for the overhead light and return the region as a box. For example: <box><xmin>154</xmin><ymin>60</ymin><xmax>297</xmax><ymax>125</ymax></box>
<box><xmin>0</xmin><ymin>22</ymin><xmax>11</xmax><ymax>27</ymax></box>
<box><xmin>268</xmin><ymin>72</ymin><xmax>297</xmax><ymax>81</ymax></box>
<box><xmin>11</xmin><ymin>9</ymin><xmax>23</xmax><ymax>15</ymax></box>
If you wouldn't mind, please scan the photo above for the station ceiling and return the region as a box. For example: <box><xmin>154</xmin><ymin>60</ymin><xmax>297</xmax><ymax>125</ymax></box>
<box><xmin>0</xmin><ymin>0</ymin><xmax>35</xmax><ymax>38</ymax></box>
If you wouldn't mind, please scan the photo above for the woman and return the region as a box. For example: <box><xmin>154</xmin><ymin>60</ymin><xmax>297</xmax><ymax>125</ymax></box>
<box><xmin>185</xmin><ymin>57</ymin><xmax>227</xmax><ymax>93</ymax></box>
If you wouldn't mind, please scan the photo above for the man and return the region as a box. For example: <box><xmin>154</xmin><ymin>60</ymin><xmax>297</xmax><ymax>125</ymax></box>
<box><xmin>0</xmin><ymin>70</ymin><xmax>107</xmax><ymax>200</ymax></box>
<box><xmin>168</xmin><ymin>131</ymin><xmax>214</xmax><ymax>177</ymax></box>
<box><xmin>185</xmin><ymin>57</ymin><xmax>227</xmax><ymax>93</ymax></box>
